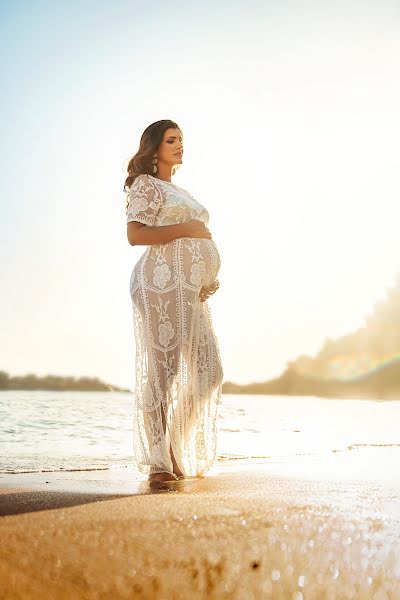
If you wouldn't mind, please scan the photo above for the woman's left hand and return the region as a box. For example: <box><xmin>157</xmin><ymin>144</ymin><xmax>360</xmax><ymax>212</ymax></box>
<box><xmin>199</xmin><ymin>279</ymin><xmax>220</xmax><ymax>302</ymax></box>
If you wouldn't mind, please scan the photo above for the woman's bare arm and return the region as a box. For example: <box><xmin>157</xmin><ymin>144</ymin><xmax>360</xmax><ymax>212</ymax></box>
<box><xmin>127</xmin><ymin>219</ymin><xmax>211</xmax><ymax>246</ymax></box>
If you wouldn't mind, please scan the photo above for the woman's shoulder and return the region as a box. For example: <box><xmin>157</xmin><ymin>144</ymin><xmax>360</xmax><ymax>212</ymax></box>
<box><xmin>128</xmin><ymin>174</ymin><xmax>158</xmax><ymax>196</ymax></box>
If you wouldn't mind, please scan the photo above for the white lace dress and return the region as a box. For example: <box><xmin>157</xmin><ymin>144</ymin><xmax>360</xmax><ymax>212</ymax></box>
<box><xmin>126</xmin><ymin>173</ymin><xmax>224</xmax><ymax>479</ymax></box>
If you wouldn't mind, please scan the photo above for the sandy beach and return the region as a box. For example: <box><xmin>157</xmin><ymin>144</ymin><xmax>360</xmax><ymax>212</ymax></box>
<box><xmin>1</xmin><ymin>454</ymin><xmax>400</xmax><ymax>600</ymax></box>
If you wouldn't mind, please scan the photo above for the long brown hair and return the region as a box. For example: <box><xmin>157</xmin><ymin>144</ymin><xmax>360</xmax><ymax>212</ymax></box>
<box><xmin>124</xmin><ymin>120</ymin><xmax>182</xmax><ymax>210</ymax></box>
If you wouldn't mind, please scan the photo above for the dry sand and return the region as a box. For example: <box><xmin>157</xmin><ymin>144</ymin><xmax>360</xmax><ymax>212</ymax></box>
<box><xmin>0</xmin><ymin>456</ymin><xmax>399</xmax><ymax>600</ymax></box>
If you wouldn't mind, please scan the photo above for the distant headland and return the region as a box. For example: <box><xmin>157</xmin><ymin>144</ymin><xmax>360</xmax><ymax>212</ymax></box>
<box><xmin>222</xmin><ymin>360</ymin><xmax>399</xmax><ymax>400</ymax></box>
<box><xmin>0</xmin><ymin>372</ymin><xmax>129</xmax><ymax>393</ymax></box>
<box><xmin>223</xmin><ymin>273</ymin><xmax>400</xmax><ymax>401</ymax></box>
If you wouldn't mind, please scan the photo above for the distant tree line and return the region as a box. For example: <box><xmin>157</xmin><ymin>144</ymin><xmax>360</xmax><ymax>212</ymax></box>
<box><xmin>289</xmin><ymin>273</ymin><xmax>400</xmax><ymax>382</ymax></box>
<box><xmin>0</xmin><ymin>371</ymin><xmax>130</xmax><ymax>392</ymax></box>
<box><xmin>222</xmin><ymin>273</ymin><xmax>400</xmax><ymax>400</ymax></box>
<box><xmin>222</xmin><ymin>360</ymin><xmax>400</xmax><ymax>400</ymax></box>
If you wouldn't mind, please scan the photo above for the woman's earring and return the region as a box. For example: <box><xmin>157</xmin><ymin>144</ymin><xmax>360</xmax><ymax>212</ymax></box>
<box><xmin>152</xmin><ymin>152</ymin><xmax>158</xmax><ymax>174</ymax></box>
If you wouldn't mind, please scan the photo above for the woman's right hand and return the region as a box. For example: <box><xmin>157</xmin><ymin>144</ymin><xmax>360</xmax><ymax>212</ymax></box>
<box><xmin>182</xmin><ymin>219</ymin><xmax>212</xmax><ymax>239</ymax></box>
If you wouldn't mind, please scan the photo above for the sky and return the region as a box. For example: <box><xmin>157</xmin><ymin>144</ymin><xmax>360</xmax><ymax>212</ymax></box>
<box><xmin>0</xmin><ymin>0</ymin><xmax>399</xmax><ymax>389</ymax></box>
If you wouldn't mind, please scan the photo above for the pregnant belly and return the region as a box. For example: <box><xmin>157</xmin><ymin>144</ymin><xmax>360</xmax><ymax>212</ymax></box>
<box><xmin>178</xmin><ymin>237</ymin><xmax>221</xmax><ymax>289</ymax></box>
<box><xmin>130</xmin><ymin>236</ymin><xmax>221</xmax><ymax>296</ymax></box>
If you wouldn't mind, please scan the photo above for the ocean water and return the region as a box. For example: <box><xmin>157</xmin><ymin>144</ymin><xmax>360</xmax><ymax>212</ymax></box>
<box><xmin>0</xmin><ymin>391</ymin><xmax>399</xmax><ymax>477</ymax></box>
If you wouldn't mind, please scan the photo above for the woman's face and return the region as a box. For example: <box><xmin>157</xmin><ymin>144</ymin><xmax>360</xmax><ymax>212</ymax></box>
<box><xmin>157</xmin><ymin>127</ymin><xmax>184</xmax><ymax>168</ymax></box>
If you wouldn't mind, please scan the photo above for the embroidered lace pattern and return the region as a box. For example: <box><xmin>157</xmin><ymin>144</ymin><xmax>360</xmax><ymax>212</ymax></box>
<box><xmin>127</xmin><ymin>174</ymin><xmax>223</xmax><ymax>479</ymax></box>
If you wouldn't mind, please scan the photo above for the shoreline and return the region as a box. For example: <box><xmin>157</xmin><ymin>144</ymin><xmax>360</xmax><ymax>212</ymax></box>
<box><xmin>0</xmin><ymin>443</ymin><xmax>400</xmax><ymax>494</ymax></box>
<box><xmin>1</xmin><ymin>454</ymin><xmax>399</xmax><ymax>598</ymax></box>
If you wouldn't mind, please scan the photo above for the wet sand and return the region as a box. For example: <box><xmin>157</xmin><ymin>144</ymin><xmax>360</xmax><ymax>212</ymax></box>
<box><xmin>0</xmin><ymin>455</ymin><xmax>399</xmax><ymax>599</ymax></box>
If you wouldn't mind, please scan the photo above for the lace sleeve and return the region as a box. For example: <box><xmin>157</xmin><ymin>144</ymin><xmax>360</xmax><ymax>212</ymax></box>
<box><xmin>126</xmin><ymin>174</ymin><xmax>163</xmax><ymax>226</ymax></box>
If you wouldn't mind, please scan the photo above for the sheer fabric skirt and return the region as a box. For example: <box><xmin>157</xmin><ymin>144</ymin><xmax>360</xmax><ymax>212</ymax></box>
<box><xmin>129</xmin><ymin>237</ymin><xmax>223</xmax><ymax>479</ymax></box>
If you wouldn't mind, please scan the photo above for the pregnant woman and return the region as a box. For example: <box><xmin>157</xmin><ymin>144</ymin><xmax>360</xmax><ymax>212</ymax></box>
<box><xmin>124</xmin><ymin>119</ymin><xmax>224</xmax><ymax>483</ymax></box>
